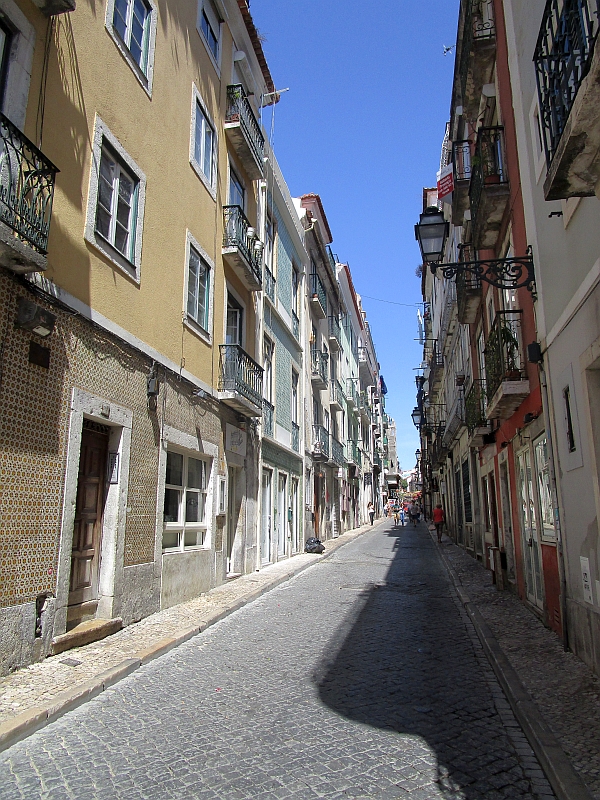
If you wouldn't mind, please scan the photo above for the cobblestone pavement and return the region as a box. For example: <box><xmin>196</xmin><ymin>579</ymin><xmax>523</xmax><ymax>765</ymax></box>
<box><xmin>0</xmin><ymin>522</ymin><xmax>555</xmax><ymax>799</ymax></box>
<box><xmin>439</xmin><ymin>535</ymin><xmax>600</xmax><ymax>799</ymax></box>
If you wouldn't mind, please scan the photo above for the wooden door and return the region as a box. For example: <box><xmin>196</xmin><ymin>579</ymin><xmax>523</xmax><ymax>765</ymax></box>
<box><xmin>69</xmin><ymin>422</ymin><xmax>109</xmax><ymax>608</ymax></box>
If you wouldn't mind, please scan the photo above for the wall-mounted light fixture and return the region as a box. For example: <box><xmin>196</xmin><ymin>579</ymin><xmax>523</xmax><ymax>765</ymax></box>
<box><xmin>16</xmin><ymin>298</ymin><xmax>55</xmax><ymax>338</ymax></box>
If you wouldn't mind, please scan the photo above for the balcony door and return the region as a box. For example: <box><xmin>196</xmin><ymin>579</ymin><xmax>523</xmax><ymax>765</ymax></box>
<box><xmin>261</xmin><ymin>468</ymin><xmax>272</xmax><ymax>565</ymax></box>
<box><xmin>226</xmin><ymin>293</ymin><xmax>243</xmax><ymax>346</ymax></box>
<box><xmin>277</xmin><ymin>472</ymin><xmax>287</xmax><ymax>557</ymax></box>
<box><xmin>229</xmin><ymin>166</ymin><xmax>245</xmax><ymax>211</ymax></box>
<box><xmin>517</xmin><ymin>450</ymin><xmax>544</xmax><ymax>609</ymax></box>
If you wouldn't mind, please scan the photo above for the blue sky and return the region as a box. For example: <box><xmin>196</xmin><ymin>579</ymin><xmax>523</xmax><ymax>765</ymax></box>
<box><xmin>252</xmin><ymin>0</ymin><xmax>459</xmax><ymax>471</ymax></box>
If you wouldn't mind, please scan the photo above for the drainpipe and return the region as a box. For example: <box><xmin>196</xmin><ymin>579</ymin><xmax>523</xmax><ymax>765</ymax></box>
<box><xmin>539</xmin><ymin>363</ymin><xmax>569</xmax><ymax>651</ymax></box>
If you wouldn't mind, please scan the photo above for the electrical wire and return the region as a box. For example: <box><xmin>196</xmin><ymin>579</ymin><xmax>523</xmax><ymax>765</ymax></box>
<box><xmin>360</xmin><ymin>294</ymin><xmax>421</xmax><ymax>308</ymax></box>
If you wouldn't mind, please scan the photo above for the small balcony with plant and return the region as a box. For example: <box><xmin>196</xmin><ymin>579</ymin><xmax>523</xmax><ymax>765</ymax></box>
<box><xmin>222</xmin><ymin>205</ymin><xmax>263</xmax><ymax>291</ymax></box>
<box><xmin>330</xmin><ymin>378</ymin><xmax>346</xmax><ymax>412</ymax></box>
<box><xmin>465</xmin><ymin>378</ymin><xmax>491</xmax><ymax>448</ymax></box>
<box><xmin>458</xmin><ymin>0</ymin><xmax>496</xmax><ymax>122</ymax></box>
<box><xmin>311</xmin><ymin>349</ymin><xmax>328</xmax><ymax>390</ymax></box>
<box><xmin>309</xmin><ymin>271</ymin><xmax>327</xmax><ymax>319</ymax></box>
<box><xmin>483</xmin><ymin>310</ymin><xmax>529</xmax><ymax>419</ymax></box>
<box><xmin>312</xmin><ymin>424</ymin><xmax>330</xmax><ymax>462</ymax></box>
<box><xmin>224</xmin><ymin>84</ymin><xmax>265</xmax><ymax>180</ymax></box>
<box><xmin>456</xmin><ymin>244</ymin><xmax>482</xmax><ymax>324</ymax></box>
<box><xmin>469</xmin><ymin>126</ymin><xmax>509</xmax><ymax>249</ymax></box>
<box><xmin>0</xmin><ymin>113</ymin><xmax>58</xmax><ymax>274</ymax></box>
<box><xmin>219</xmin><ymin>344</ymin><xmax>264</xmax><ymax>417</ymax></box>
<box><xmin>534</xmin><ymin>0</ymin><xmax>600</xmax><ymax>200</ymax></box>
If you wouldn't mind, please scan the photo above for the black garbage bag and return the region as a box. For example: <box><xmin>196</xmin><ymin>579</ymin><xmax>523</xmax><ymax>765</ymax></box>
<box><xmin>305</xmin><ymin>537</ymin><xmax>325</xmax><ymax>554</ymax></box>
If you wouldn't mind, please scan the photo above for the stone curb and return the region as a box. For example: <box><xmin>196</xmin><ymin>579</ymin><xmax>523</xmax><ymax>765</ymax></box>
<box><xmin>434</xmin><ymin>533</ymin><xmax>595</xmax><ymax>800</ymax></box>
<box><xmin>0</xmin><ymin>520</ymin><xmax>375</xmax><ymax>755</ymax></box>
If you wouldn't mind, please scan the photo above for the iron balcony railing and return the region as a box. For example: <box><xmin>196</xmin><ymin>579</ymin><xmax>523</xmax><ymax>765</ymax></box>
<box><xmin>453</xmin><ymin>139</ymin><xmax>472</xmax><ymax>182</ymax></box>
<box><xmin>328</xmin><ymin>315</ymin><xmax>341</xmax><ymax>344</ymax></box>
<box><xmin>292</xmin><ymin>309</ymin><xmax>299</xmax><ymax>340</ymax></box>
<box><xmin>484</xmin><ymin>309</ymin><xmax>525</xmax><ymax>402</ymax></box>
<box><xmin>427</xmin><ymin>339</ymin><xmax>444</xmax><ymax>384</ymax></box>
<box><xmin>225</xmin><ymin>84</ymin><xmax>265</xmax><ymax>167</ymax></box>
<box><xmin>456</xmin><ymin>244</ymin><xmax>482</xmax><ymax>315</ymax></box>
<box><xmin>222</xmin><ymin>205</ymin><xmax>263</xmax><ymax>285</ymax></box>
<box><xmin>264</xmin><ymin>266</ymin><xmax>275</xmax><ymax>303</ymax></box>
<box><xmin>431</xmin><ymin>423</ymin><xmax>448</xmax><ymax>467</ymax></box>
<box><xmin>346</xmin><ymin>379</ymin><xmax>358</xmax><ymax>407</ymax></box>
<box><xmin>331</xmin><ymin>436</ymin><xmax>345</xmax><ymax>466</ymax></box>
<box><xmin>313</xmin><ymin>424</ymin><xmax>330</xmax><ymax>459</ymax></box>
<box><xmin>534</xmin><ymin>0</ymin><xmax>599</xmax><ymax>166</ymax></box>
<box><xmin>262</xmin><ymin>398</ymin><xmax>274</xmax><ymax>437</ymax></box>
<box><xmin>310</xmin><ymin>271</ymin><xmax>327</xmax><ymax>316</ymax></box>
<box><xmin>0</xmin><ymin>112</ymin><xmax>58</xmax><ymax>255</ymax></box>
<box><xmin>469</xmin><ymin>126</ymin><xmax>508</xmax><ymax>228</ymax></box>
<box><xmin>291</xmin><ymin>421</ymin><xmax>300</xmax><ymax>452</ymax></box>
<box><xmin>465</xmin><ymin>379</ymin><xmax>487</xmax><ymax>431</ymax></box>
<box><xmin>219</xmin><ymin>344</ymin><xmax>264</xmax><ymax>408</ymax></box>
<box><xmin>459</xmin><ymin>0</ymin><xmax>496</xmax><ymax>102</ymax></box>
<box><xmin>347</xmin><ymin>440</ymin><xmax>362</xmax><ymax>468</ymax></box>
<box><xmin>311</xmin><ymin>349</ymin><xmax>329</xmax><ymax>384</ymax></box>
<box><xmin>327</xmin><ymin>246</ymin><xmax>337</xmax><ymax>273</ymax></box>
<box><xmin>331</xmin><ymin>378</ymin><xmax>346</xmax><ymax>408</ymax></box>
<box><xmin>373</xmin><ymin>452</ymin><xmax>382</xmax><ymax>469</ymax></box>
<box><xmin>358</xmin><ymin>391</ymin><xmax>372</xmax><ymax>421</ymax></box>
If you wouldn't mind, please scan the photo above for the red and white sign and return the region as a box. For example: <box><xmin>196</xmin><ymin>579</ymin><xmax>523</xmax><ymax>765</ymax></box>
<box><xmin>437</xmin><ymin>163</ymin><xmax>454</xmax><ymax>202</ymax></box>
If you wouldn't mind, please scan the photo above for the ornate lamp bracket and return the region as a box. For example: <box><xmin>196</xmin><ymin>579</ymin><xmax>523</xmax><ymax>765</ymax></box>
<box><xmin>432</xmin><ymin>246</ymin><xmax>536</xmax><ymax>291</ymax></box>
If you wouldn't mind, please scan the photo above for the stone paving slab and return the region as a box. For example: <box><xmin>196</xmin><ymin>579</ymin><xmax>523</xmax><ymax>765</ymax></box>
<box><xmin>435</xmin><ymin>531</ymin><xmax>600</xmax><ymax>800</ymax></box>
<box><xmin>0</xmin><ymin>521</ymin><xmax>376</xmax><ymax>751</ymax></box>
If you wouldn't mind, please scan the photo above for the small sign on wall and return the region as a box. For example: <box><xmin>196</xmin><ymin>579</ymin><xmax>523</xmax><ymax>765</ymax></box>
<box><xmin>107</xmin><ymin>452</ymin><xmax>120</xmax><ymax>484</ymax></box>
<box><xmin>580</xmin><ymin>556</ymin><xmax>593</xmax><ymax>604</ymax></box>
<box><xmin>226</xmin><ymin>424</ymin><xmax>246</xmax><ymax>456</ymax></box>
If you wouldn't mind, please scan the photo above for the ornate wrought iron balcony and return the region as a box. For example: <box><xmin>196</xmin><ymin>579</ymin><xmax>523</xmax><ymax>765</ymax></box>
<box><xmin>219</xmin><ymin>344</ymin><xmax>264</xmax><ymax>415</ymax></box>
<box><xmin>262</xmin><ymin>398</ymin><xmax>274</xmax><ymax>437</ymax></box>
<box><xmin>331</xmin><ymin>436</ymin><xmax>345</xmax><ymax>466</ymax></box>
<box><xmin>264</xmin><ymin>265</ymin><xmax>276</xmax><ymax>303</ymax></box>
<box><xmin>313</xmin><ymin>424</ymin><xmax>330</xmax><ymax>460</ymax></box>
<box><xmin>469</xmin><ymin>126</ymin><xmax>509</xmax><ymax>249</ymax></box>
<box><xmin>224</xmin><ymin>84</ymin><xmax>265</xmax><ymax>180</ymax></box>
<box><xmin>484</xmin><ymin>310</ymin><xmax>530</xmax><ymax>418</ymax></box>
<box><xmin>222</xmin><ymin>205</ymin><xmax>263</xmax><ymax>291</ymax></box>
<box><xmin>311</xmin><ymin>349</ymin><xmax>328</xmax><ymax>389</ymax></box>
<box><xmin>0</xmin><ymin>112</ymin><xmax>58</xmax><ymax>272</ymax></box>
<box><xmin>291</xmin><ymin>421</ymin><xmax>300</xmax><ymax>452</ymax></box>
<box><xmin>309</xmin><ymin>272</ymin><xmax>327</xmax><ymax>319</ymax></box>
<box><xmin>534</xmin><ymin>0</ymin><xmax>600</xmax><ymax>199</ymax></box>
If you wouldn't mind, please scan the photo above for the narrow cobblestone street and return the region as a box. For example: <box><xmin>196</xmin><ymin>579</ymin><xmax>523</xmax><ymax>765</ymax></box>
<box><xmin>0</xmin><ymin>522</ymin><xmax>555</xmax><ymax>799</ymax></box>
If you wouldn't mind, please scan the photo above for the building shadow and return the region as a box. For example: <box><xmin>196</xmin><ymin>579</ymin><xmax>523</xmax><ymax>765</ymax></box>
<box><xmin>315</xmin><ymin>523</ymin><xmax>527</xmax><ymax>798</ymax></box>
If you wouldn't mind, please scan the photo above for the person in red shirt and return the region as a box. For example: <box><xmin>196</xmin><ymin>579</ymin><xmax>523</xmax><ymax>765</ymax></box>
<box><xmin>432</xmin><ymin>504</ymin><xmax>445</xmax><ymax>543</ymax></box>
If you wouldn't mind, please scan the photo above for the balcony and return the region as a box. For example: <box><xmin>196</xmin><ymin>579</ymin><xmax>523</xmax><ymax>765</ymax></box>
<box><xmin>222</xmin><ymin>206</ymin><xmax>262</xmax><ymax>291</ymax></box>
<box><xmin>431</xmin><ymin>423</ymin><xmax>448</xmax><ymax>467</ymax></box>
<box><xmin>292</xmin><ymin>310</ymin><xmax>300</xmax><ymax>341</ymax></box>
<box><xmin>459</xmin><ymin>0</ymin><xmax>496</xmax><ymax>122</ymax></box>
<box><xmin>224</xmin><ymin>85</ymin><xmax>265</xmax><ymax>180</ymax></box>
<box><xmin>330</xmin><ymin>378</ymin><xmax>346</xmax><ymax>412</ymax></box>
<box><xmin>219</xmin><ymin>345</ymin><xmax>264</xmax><ymax>416</ymax></box>
<box><xmin>358</xmin><ymin>392</ymin><xmax>372</xmax><ymax>423</ymax></box>
<box><xmin>328</xmin><ymin>315</ymin><xmax>342</xmax><ymax>352</ymax></box>
<box><xmin>0</xmin><ymin>113</ymin><xmax>58</xmax><ymax>273</ymax></box>
<box><xmin>469</xmin><ymin>126</ymin><xmax>510</xmax><ymax>249</ymax></box>
<box><xmin>262</xmin><ymin>399</ymin><xmax>274</xmax><ymax>438</ymax></box>
<box><xmin>427</xmin><ymin>340</ymin><xmax>444</xmax><ymax>392</ymax></box>
<box><xmin>452</xmin><ymin>139</ymin><xmax>472</xmax><ymax>224</ymax></box>
<box><xmin>465</xmin><ymin>379</ymin><xmax>491</xmax><ymax>447</ymax></box>
<box><xmin>346</xmin><ymin>379</ymin><xmax>358</xmax><ymax>408</ymax></box>
<box><xmin>358</xmin><ymin>346</ymin><xmax>375</xmax><ymax>386</ymax></box>
<box><xmin>442</xmin><ymin>394</ymin><xmax>465</xmax><ymax>449</ymax></box>
<box><xmin>312</xmin><ymin>424</ymin><xmax>329</xmax><ymax>462</ymax></box>
<box><xmin>291</xmin><ymin>421</ymin><xmax>300</xmax><ymax>453</ymax></box>
<box><xmin>534</xmin><ymin>0</ymin><xmax>600</xmax><ymax>199</ymax></box>
<box><xmin>264</xmin><ymin>266</ymin><xmax>276</xmax><ymax>304</ymax></box>
<box><xmin>326</xmin><ymin>245</ymin><xmax>337</xmax><ymax>275</ymax></box>
<box><xmin>309</xmin><ymin>272</ymin><xmax>327</xmax><ymax>319</ymax></box>
<box><xmin>373</xmin><ymin>452</ymin><xmax>382</xmax><ymax>472</ymax></box>
<box><xmin>311</xmin><ymin>349</ymin><xmax>328</xmax><ymax>390</ymax></box>
<box><xmin>330</xmin><ymin>436</ymin><xmax>345</xmax><ymax>467</ymax></box>
<box><xmin>346</xmin><ymin>440</ymin><xmax>362</xmax><ymax>468</ymax></box>
<box><xmin>484</xmin><ymin>310</ymin><xmax>530</xmax><ymax>419</ymax></box>
<box><xmin>456</xmin><ymin>245</ymin><xmax>482</xmax><ymax>324</ymax></box>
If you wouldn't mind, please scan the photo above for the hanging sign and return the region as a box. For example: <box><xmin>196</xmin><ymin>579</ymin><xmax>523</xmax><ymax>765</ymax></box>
<box><xmin>437</xmin><ymin>163</ymin><xmax>454</xmax><ymax>202</ymax></box>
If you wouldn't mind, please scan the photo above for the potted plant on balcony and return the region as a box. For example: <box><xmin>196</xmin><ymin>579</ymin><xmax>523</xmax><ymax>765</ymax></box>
<box><xmin>501</xmin><ymin>325</ymin><xmax>521</xmax><ymax>380</ymax></box>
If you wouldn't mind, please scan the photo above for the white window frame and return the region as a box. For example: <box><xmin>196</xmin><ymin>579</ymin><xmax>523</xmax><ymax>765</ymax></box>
<box><xmin>190</xmin><ymin>84</ymin><xmax>217</xmax><ymax>199</ymax></box>
<box><xmin>184</xmin><ymin>230</ymin><xmax>214</xmax><ymax>344</ymax></box>
<box><xmin>105</xmin><ymin>0</ymin><xmax>157</xmax><ymax>97</ymax></box>
<box><xmin>85</xmin><ymin>116</ymin><xmax>146</xmax><ymax>283</ymax></box>
<box><xmin>162</xmin><ymin>449</ymin><xmax>211</xmax><ymax>552</ymax></box>
<box><xmin>0</xmin><ymin>0</ymin><xmax>35</xmax><ymax>129</ymax></box>
<box><xmin>196</xmin><ymin>0</ymin><xmax>222</xmax><ymax>73</ymax></box>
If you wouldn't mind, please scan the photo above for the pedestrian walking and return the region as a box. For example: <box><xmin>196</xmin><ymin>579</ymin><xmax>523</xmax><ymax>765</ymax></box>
<box><xmin>367</xmin><ymin>501</ymin><xmax>375</xmax><ymax>525</ymax></box>
<box><xmin>400</xmin><ymin>506</ymin><xmax>405</xmax><ymax>526</ymax></box>
<box><xmin>408</xmin><ymin>501</ymin><xmax>418</xmax><ymax>527</ymax></box>
<box><xmin>432</xmin><ymin>504</ymin><xmax>445</xmax><ymax>542</ymax></box>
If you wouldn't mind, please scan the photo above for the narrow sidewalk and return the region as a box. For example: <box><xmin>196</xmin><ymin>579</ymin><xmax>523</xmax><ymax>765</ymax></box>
<box><xmin>435</xmin><ymin>529</ymin><xmax>600</xmax><ymax>800</ymax></box>
<box><xmin>0</xmin><ymin>519</ymin><xmax>379</xmax><ymax>751</ymax></box>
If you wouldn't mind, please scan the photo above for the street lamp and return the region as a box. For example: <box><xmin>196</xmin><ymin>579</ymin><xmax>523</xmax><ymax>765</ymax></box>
<box><xmin>411</xmin><ymin>407</ymin><xmax>422</xmax><ymax>429</ymax></box>
<box><xmin>415</xmin><ymin>375</ymin><xmax>426</xmax><ymax>392</ymax></box>
<box><xmin>414</xmin><ymin>211</ymin><xmax>536</xmax><ymax>291</ymax></box>
<box><xmin>415</xmin><ymin>449</ymin><xmax>421</xmax><ymax>459</ymax></box>
<box><xmin>414</xmin><ymin>207</ymin><xmax>448</xmax><ymax>265</ymax></box>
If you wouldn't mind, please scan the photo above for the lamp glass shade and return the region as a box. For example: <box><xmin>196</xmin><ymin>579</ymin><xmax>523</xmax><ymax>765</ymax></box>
<box><xmin>411</xmin><ymin>407</ymin><xmax>421</xmax><ymax>428</ymax></box>
<box><xmin>415</xmin><ymin>207</ymin><xmax>448</xmax><ymax>264</ymax></box>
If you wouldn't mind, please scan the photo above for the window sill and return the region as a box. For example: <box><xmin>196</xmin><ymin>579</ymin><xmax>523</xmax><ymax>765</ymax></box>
<box><xmin>184</xmin><ymin>315</ymin><xmax>212</xmax><ymax>346</ymax></box>
<box><xmin>105</xmin><ymin>24</ymin><xmax>154</xmax><ymax>99</ymax></box>
<box><xmin>197</xmin><ymin>28</ymin><xmax>221</xmax><ymax>78</ymax></box>
<box><xmin>85</xmin><ymin>231</ymin><xmax>140</xmax><ymax>284</ymax></box>
<box><xmin>190</xmin><ymin>157</ymin><xmax>217</xmax><ymax>201</ymax></box>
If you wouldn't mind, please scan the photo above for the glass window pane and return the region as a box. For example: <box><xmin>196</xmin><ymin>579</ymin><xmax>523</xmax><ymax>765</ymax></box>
<box><xmin>95</xmin><ymin>207</ymin><xmax>111</xmax><ymax>239</ymax></box>
<box><xmin>188</xmin><ymin>458</ymin><xmax>204</xmax><ymax>489</ymax></box>
<box><xmin>163</xmin><ymin>488</ymin><xmax>180</xmax><ymax>523</ymax></box>
<box><xmin>162</xmin><ymin>530</ymin><xmax>179</xmax><ymax>549</ymax></box>
<box><xmin>184</xmin><ymin>530</ymin><xmax>200</xmax><ymax>548</ymax></box>
<box><xmin>187</xmin><ymin>251</ymin><xmax>199</xmax><ymax>319</ymax></box>
<box><xmin>166</xmin><ymin>452</ymin><xmax>183</xmax><ymax>486</ymax></box>
<box><xmin>203</xmin><ymin>125</ymin><xmax>213</xmax><ymax>180</ymax></box>
<box><xmin>185</xmin><ymin>490</ymin><xmax>200</xmax><ymax>522</ymax></box>
<box><xmin>114</xmin><ymin>222</ymin><xmax>128</xmax><ymax>255</ymax></box>
<box><xmin>113</xmin><ymin>0</ymin><xmax>128</xmax><ymax>40</ymax></box>
<box><xmin>194</xmin><ymin>108</ymin><xmax>203</xmax><ymax>166</ymax></box>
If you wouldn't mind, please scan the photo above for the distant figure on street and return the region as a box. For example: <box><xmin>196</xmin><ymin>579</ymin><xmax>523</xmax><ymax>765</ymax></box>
<box><xmin>400</xmin><ymin>506</ymin><xmax>405</xmax><ymax>526</ymax></box>
<box><xmin>408</xmin><ymin>501</ymin><xmax>418</xmax><ymax>526</ymax></box>
<box><xmin>392</xmin><ymin>501</ymin><xmax>400</xmax><ymax>527</ymax></box>
<box><xmin>367</xmin><ymin>501</ymin><xmax>375</xmax><ymax>525</ymax></box>
<box><xmin>432</xmin><ymin>504</ymin><xmax>446</xmax><ymax>542</ymax></box>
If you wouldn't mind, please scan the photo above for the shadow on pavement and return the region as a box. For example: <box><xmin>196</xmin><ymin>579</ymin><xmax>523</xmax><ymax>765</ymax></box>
<box><xmin>315</xmin><ymin>522</ymin><xmax>528</xmax><ymax>799</ymax></box>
